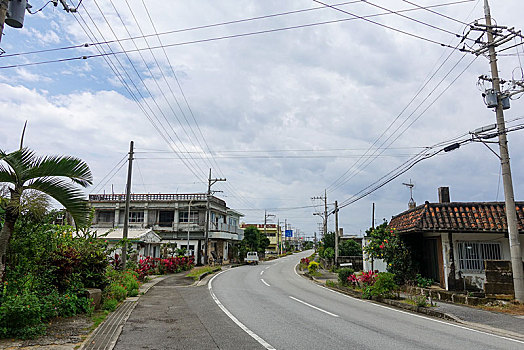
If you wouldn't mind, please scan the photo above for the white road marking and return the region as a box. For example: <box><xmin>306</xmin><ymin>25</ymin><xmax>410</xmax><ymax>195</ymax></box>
<box><xmin>209</xmin><ymin>271</ymin><xmax>276</xmax><ymax>350</ymax></box>
<box><xmin>261</xmin><ymin>279</ymin><xmax>270</xmax><ymax>287</ymax></box>
<box><xmin>313</xmin><ymin>283</ymin><xmax>524</xmax><ymax>345</ymax></box>
<box><xmin>265</xmin><ymin>266</ymin><xmax>270</xmax><ymax>270</ymax></box>
<box><xmin>260</xmin><ymin>270</ymin><xmax>264</xmax><ymax>276</ymax></box>
<box><xmin>289</xmin><ymin>296</ymin><xmax>339</xmax><ymax>317</ymax></box>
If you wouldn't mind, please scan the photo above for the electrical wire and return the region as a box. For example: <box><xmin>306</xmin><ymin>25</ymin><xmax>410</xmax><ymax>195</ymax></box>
<box><xmin>360</xmin><ymin>0</ymin><xmax>473</xmax><ymax>41</ymax></box>
<box><xmin>89</xmin><ymin>154</ymin><xmax>128</xmax><ymax>194</ymax></box>
<box><xmin>136</xmin><ymin>0</ymin><xmax>259</xmax><ymax>212</ymax></box>
<box><xmin>326</xmin><ymin>46</ymin><xmax>469</xmax><ymax>194</ymax></box>
<box><xmin>325</xmin><ymin>0</ymin><xmax>481</xmax><ymax>195</ymax></box>
<box><xmin>401</xmin><ymin>0</ymin><xmax>472</xmax><ymax>26</ymax></box>
<box><xmin>0</xmin><ymin>2</ymin><xmax>475</xmax><ymax>69</ymax></box>
<box><xmin>337</xmin><ymin>118</ymin><xmax>523</xmax><ymax>210</ymax></box>
<box><xmin>0</xmin><ymin>0</ymin><xmax>476</xmax><ymax>59</ymax></box>
<box><xmin>313</xmin><ymin>0</ymin><xmax>460</xmax><ymax>49</ymax></box>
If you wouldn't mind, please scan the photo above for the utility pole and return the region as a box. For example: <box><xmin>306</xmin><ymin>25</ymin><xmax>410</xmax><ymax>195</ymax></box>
<box><xmin>187</xmin><ymin>197</ymin><xmax>193</xmax><ymax>257</ymax></box>
<box><xmin>264</xmin><ymin>211</ymin><xmax>275</xmax><ymax>254</ymax></box>
<box><xmin>482</xmin><ymin>0</ymin><xmax>524</xmax><ymax>302</ymax></box>
<box><xmin>277</xmin><ymin>218</ymin><xmax>280</xmax><ymax>256</ymax></box>
<box><xmin>0</xmin><ymin>1</ymin><xmax>7</xmax><ymax>44</ymax></box>
<box><xmin>372</xmin><ymin>202</ymin><xmax>375</xmax><ymax>230</ymax></box>
<box><xmin>122</xmin><ymin>141</ymin><xmax>134</xmax><ymax>271</ymax></box>
<box><xmin>284</xmin><ymin>219</ymin><xmax>287</xmax><ymax>251</ymax></box>
<box><xmin>312</xmin><ymin>190</ymin><xmax>328</xmax><ymax>237</ymax></box>
<box><xmin>334</xmin><ymin>200</ymin><xmax>339</xmax><ymax>267</ymax></box>
<box><xmin>204</xmin><ymin>169</ymin><xmax>226</xmax><ymax>265</ymax></box>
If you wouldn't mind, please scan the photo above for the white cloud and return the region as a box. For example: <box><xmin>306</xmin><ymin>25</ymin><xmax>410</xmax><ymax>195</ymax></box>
<box><xmin>1</xmin><ymin>0</ymin><xmax>524</xmax><ymax>236</ymax></box>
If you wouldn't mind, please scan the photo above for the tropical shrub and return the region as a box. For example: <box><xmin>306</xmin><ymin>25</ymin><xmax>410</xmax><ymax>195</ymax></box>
<box><xmin>135</xmin><ymin>256</ymin><xmax>194</xmax><ymax>280</ymax></box>
<box><xmin>338</xmin><ymin>268</ymin><xmax>354</xmax><ymax>286</ymax></box>
<box><xmin>323</xmin><ymin>247</ymin><xmax>335</xmax><ymax>261</ymax></box>
<box><xmin>363</xmin><ymin>222</ymin><xmax>416</xmax><ymax>284</ymax></box>
<box><xmin>416</xmin><ymin>274</ymin><xmax>433</xmax><ymax>288</ymax></box>
<box><xmin>308</xmin><ymin>261</ymin><xmax>320</xmax><ymax>274</ymax></box>
<box><xmin>338</xmin><ymin>239</ymin><xmax>362</xmax><ymax>256</ymax></box>
<box><xmin>364</xmin><ymin>272</ymin><xmax>398</xmax><ymax>300</ymax></box>
<box><xmin>299</xmin><ymin>257</ymin><xmax>310</xmax><ymax>271</ymax></box>
<box><xmin>0</xmin><ymin>214</ymin><xmax>105</xmax><ymax>338</ymax></box>
<box><xmin>0</xmin><ymin>291</ymin><xmax>45</xmax><ymax>339</ymax></box>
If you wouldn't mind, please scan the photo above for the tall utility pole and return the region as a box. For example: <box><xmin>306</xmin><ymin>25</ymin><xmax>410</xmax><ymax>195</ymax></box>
<box><xmin>122</xmin><ymin>141</ymin><xmax>134</xmax><ymax>271</ymax></box>
<box><xmin>277</xmin><ymin>218</ymin><xmax>280</xmax><ymax>255</ymax></box>
<box><xmin>483</xmin><ymin>0</ymin><xmax>524</xmax><ymax>302</ymax></box>
<box><xmin>0</xmin><ymin>1</ymin><xmax>7</xmax><ymax>44</ymax></box>
<box><xmin>312</xmin><ymin>190</ymin><xmax>328</xmax><ymax>237</ymax></box>
<box><xmin>204</xmin><ymin>169</ymin><xmax>226</xmax><ymax>265</ymax></box>
<box><xmin>264</xmin><ymin>211</ymin><xmax>275</xmax><ymax>253</ymax></box>
<box><xmin>334</xmin><ymin>200</ymin><xmax>339</xmax><ymax>267</ymax></box>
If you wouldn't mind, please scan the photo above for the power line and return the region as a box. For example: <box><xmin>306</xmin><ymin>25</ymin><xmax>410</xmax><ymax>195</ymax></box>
<box><xmin>312</xmin><ymin>0</ymin><xmax>462</xmax><ymax>50</ymax></box>
<box><xmin>360</xmin><ymin>0</ymin><xmax>473</xmax><ymax>41</ymax></box>
<box><xmin>0</xmin><ymin>1</ymin><xmax>475</xmax><ymax>70</ymax></box>
<box><xmin>325</xmin><ymin>0</ymin><xmax>481</xmax><ymax>194</ymax></box>
<box><xmin>401</xmin><ymin>0</ymin><xmax>472</xmax><ymax>26</ymax></box>
<box><xmin>0</xmin><ymin>0</ymin><xmax>475</xmax><ymax>59</ymax></box>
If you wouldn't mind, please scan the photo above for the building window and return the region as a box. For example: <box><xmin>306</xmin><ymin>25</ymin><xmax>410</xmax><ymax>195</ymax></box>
<box><xmin>98</xmin><ymin>211</ymin><xmax>113</xmax><ymax>222</ymax></box>
<box><xmin>159</xmin><ymin>211</ymin><xmax>174</xmax><ymax>227</ymax></box>
<box><xmin>129</xmin><ymin>211</ymin><xmax>144</xmax><ymax>223</ymax></box>
<box><xmin>179</xmin><ymin>211</ymin><xmax>198</xmax><ymax>223</ymax></box>
<box><xmin>457</xmin><ymin>241</ymin><xmax>502</xmax><ymax>272</ymax></box>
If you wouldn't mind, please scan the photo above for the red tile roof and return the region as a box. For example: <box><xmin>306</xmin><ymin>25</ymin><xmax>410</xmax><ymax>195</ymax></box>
<box><xmin>389</xmin><ymin>201</ymin><xmax>524</xmax><ymax>233</ymax></box>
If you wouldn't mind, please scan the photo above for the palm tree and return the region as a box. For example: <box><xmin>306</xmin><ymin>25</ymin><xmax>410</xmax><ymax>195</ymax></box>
<box><xmin>0</xmin><ymin>147</ymin><xmax>93</xmax><ymax>279</ymax></box>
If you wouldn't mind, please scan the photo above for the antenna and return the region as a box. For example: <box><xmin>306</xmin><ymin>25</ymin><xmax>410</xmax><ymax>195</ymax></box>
<box><xmin>402</xmin><ymin>179</ymin><xmax>416</xmax><ymax>209</ymax></box>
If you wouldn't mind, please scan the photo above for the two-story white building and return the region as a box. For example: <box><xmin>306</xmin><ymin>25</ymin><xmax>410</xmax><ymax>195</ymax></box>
<box><xmin>89</xmin><ymin>193</ymin><xmax>244</xmax><ymax>265</ymax></box>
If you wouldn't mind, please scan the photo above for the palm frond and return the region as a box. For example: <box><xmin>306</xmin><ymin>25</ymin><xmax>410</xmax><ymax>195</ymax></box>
<box><xmin>23</xmin><ymin>154</ymin><xmax>93</xmax><ymax>187</ymax></box>
<box><xmin>0</xmin><ymin>148</ymin><xmax>36</xmax><ymax>185</ymax></box>
<box><xmin>0</xmin><ymin>163</ymin><xmax>16</xmax><ymax>184</ymax></box>
<box><xmin>27</xmin><ymin>178</ymin><xmax>90</xmax><ymax>227</ymax></box>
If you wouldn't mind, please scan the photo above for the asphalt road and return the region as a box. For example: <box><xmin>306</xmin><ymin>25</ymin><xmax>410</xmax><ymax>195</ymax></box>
<box><xmin>113</xmin><ymin>273</ymin><xmax>263</xmax><ymax>350</ymax></box>
<box><xmin>210</xmin><ymin>250</ymin><xmax>524</xmax><ymax>350</ymax></box>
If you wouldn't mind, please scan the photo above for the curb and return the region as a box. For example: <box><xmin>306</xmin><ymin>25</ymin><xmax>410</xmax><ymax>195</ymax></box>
<box><xmin>79</xmin><ymin>274</ymin><xmax>169</xmax><ymax>350</ymax></box>
<box><xmin>296</xmin><ymin>266</ymin><xmax>460</xmax><ymax>323</ymax></box>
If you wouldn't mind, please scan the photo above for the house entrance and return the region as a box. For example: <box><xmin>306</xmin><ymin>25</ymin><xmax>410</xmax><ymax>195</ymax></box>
<box><xmin>422</xmin><ymin>238</ymin><xmax>441</xmax><ymax>283</ymax></box>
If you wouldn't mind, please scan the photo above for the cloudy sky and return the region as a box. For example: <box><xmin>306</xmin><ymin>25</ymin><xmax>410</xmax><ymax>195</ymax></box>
<box><xmin>1</xmin><ymin>0</ymin><xmax>524</xmax><ymax>238</ymax></box>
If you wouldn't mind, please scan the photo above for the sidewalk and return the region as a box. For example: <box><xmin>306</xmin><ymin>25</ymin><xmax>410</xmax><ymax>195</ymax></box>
<box><xmin>303</xmin><ymin>268</ymin><xmax>524</xmax><ymax>340</ymax></box>
<box><xmin>80</xmin><ymin>274</ymin><xmax>171</xmax><ymax>350</ymax></box>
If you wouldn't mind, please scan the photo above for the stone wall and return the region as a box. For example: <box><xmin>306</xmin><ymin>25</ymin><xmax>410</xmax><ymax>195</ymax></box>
<box><xmin>484</xmin><ymin>260</ymin><xmax>519</xmax><ymax>299</ymax></box>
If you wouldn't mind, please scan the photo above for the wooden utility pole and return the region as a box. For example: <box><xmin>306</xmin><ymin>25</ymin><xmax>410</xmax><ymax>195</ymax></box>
<box><xmin>204</xmin><ymin>169</ymin><xmax>226</xmax><ymax>265</ymax></box>
<box><xmin>122</xmin><ymin>141</ymin><xmax>134</xmax><ymax>271</ymax></box>
<box><xmin>334</xmin><ymin>200</ymin><xmax>339</xmax><ymax>268</ymax></box>
<box><xmin>483</xmin><ymin>0</ymin><xmax>524</xmax><ymax>302</ymax></box>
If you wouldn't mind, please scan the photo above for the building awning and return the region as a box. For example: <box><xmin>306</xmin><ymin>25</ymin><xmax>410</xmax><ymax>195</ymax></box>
<box><xmin>93</xmin><ymin>228</ymin><xmax>162</xmax><ymax>243</ymax></box>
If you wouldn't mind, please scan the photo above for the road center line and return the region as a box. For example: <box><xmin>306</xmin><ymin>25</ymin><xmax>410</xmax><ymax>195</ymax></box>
<box><xmin>209</xmin><ymin>271</ymin><xmax>276</xmax><ymax>350</ymax></box>
<box><xmin>289</xmin><ymin>296</ymin><xmax>339</xmax><ymax>317</ymax></box>
<box><xmin>261</xmin><ymin>279</ymin><xmax>270</xmax><ymax>287</ymax></box>
<box><xmin>260</xmin><ymin>270</ymin><xmax>264</xmax><ymax>275</ymax></box>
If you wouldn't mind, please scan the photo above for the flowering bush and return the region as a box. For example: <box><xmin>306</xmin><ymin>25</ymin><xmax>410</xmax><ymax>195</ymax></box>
<box><xmin>299</xmin><ymin>257</ymin><xmax>310</xmax><ymax>271</ymax></box>
<box><xmin>347</xmin><ymin>270</ymin><xmax>377</xmax><ymax>288</ymax></box>
<box><xmin>308</xmin><ymin>261</ymin><xmax>320</xmax><ymax>275</ymax></box>
<box><xmin>363</xmin><ymin>222</ymin><xmax>415</xmax><ymax>284</ymax></box>
<box><xmin>135</xmin><ymin>256</ymin><xmax>194</xmax><ymax>280</ymax></box>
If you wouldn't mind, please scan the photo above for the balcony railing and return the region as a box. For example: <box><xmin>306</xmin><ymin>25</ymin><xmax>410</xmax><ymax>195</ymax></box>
<box><xmin>89</xmin><ymin>193</ymin><xmax>226</xmax><ymax>207</ymax></box>
<box><xmin>211</xmin><ymin>222</ymin><xmax>244</xmax><ymax>235</ymax></box>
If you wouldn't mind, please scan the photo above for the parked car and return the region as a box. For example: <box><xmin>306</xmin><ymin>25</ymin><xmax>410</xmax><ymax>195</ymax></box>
<box><xmin>245</xmin><ymin>251</ymin><xmax>259</xmax><ymax>265</ymax></box>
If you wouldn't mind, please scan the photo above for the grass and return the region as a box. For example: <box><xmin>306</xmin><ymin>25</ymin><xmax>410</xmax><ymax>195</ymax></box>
<box><xmin>89</xmin><ymin>310</ymin><xmax>110</xmax><ymax>332</ymax></box>
<box><xmin>186</xmin><ymin>266</ymin><xmax>221</xmax><ymax>280</ymax></box>
<box><xmin>479</xmin><ymin>302</ymin><xmax>524</xmax><ymax>315</ymax></box>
